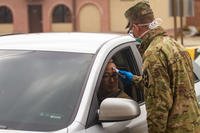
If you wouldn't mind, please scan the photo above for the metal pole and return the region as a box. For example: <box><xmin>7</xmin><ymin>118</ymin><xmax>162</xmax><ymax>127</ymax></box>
<box><xmin>72</xmin><ymin>0</ymin><xmax>77</xmax><ymax>31</ymax></box>
<box><xmin>179</xmin><ymin>0</ymin><xmax>184</xmax><ymax>45</ymax></box>
<box><xmin>172</xmin><ymin>0</ymin><xmax>177</xmax><ymax>40</ymax></box>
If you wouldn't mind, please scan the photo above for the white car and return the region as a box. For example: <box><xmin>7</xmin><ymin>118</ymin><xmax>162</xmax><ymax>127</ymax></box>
<box><xmin>194</xmin><ymin>52</ymin><xmax>200</xmax><ymax>104</ymax></box>
<box><xmin>0</xmin><ymin>33</ymin><xmax>199</xmax><ymax>133</ymax></box>
<box><xmin>195</xmin><ymin>48</ymin><xmax>200</xmax><ymax>67</ymax></box>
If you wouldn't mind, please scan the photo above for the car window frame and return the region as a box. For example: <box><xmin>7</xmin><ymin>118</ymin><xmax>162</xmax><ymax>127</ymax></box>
<box><xmin>86</xmin><ymin>41</ymin><xmax>143</xmax><ymax>128</ymax></box>
<box><xmin>193</xmin><ymin>62</ymin><xmax>200</xmax><ymax>82</ymax></box>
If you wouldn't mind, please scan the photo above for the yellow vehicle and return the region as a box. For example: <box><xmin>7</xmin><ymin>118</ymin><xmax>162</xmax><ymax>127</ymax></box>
<box><xmin>186</xmin><ymin>47</ymin><xmax>200</xmax><ymax>60</ymax></box>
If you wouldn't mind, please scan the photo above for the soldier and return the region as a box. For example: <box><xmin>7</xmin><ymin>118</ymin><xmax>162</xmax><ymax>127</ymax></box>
<box><xmin>119</xmin><ymin>1</ymin><xmax>200</xmax><ymax>133</ymax></box>
<box><xmin>98</xmin><ymin>60</ymin><xmax>131</xmax><ymax>104</ymax></box>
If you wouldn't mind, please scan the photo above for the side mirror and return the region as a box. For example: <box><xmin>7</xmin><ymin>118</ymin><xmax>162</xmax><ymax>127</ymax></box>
<box><xmin>99</xmin><ymin>98</ymin><xmax>140</xmax><ymax>122</ymax></box>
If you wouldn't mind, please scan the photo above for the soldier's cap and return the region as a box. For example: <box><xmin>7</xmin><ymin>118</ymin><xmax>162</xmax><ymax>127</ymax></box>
<box><xmin>125</xmin><ymin>1</ymin><xmax>154</xmax><ymax>29</ymax></box>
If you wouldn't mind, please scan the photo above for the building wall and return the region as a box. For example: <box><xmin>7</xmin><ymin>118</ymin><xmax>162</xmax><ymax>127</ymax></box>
<box><xmin>0</xmin><ymin>0</ymin><xmax>110</xmax><ymax>33</ymax></box>
<box><xmin>79</xmin><ymin>4</ymin><xmax>101</xmax><ymax>32</ymax></box>
<box><xmin>151</xmin><ymin>0</ymin><xmax>170</xmax><ymax>27</ymax></box>
<box><xmin>109</xmin><ymin>0</ymin><xmax>134</xmax><ymax>33</ymax></box>
<box><xmin>44</xmin><ymin>0</ymin><xmax>110</xmax><ymax>32</ymax></box>
<box><xmin>0</xmin><ymin>24</ymin><xmax>13</xmax><ymax>35</ymax></box>
<box><xmin>109</xmin><ymin>0</ymin><xmax>185</xmax><ymax>33</ymax></box>
<box><xmin>76</xmin><ymin>0</ymin><xmax>110</xmax><ymax>32</ymax></box>
<box><xmin>0</xmin><ymin>0</ymin><xmax>28</xmax><ymax>33</ymax></box>
<box><xmin>187</xmin><ymin>0</ymin><xmax>200</xmax><ymax>29</ymax></box>
<box><xmin>150</xmin><ymin>0</ymin><xmax>185</xmax><ymax>29</ymax></box>
<box><xmin>42</xmin><ymin>0</ymin><xmax>73</xmax><ymax>32</ymax></box>
<box><xmin>0</xmin><ymin>0</ymin><xmax>199</xmax><ymax>35</ymax></box>
<box><xmin>51</xmin><ymin>23</ymin><xmax>73</xmax><ymax>32</ymax></box>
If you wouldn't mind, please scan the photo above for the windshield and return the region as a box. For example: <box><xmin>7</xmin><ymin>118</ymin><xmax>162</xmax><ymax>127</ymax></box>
<box><xmin>0</xmin><ymin>50</ymin><xmax>93</xmax><ymax>131</ymax></box>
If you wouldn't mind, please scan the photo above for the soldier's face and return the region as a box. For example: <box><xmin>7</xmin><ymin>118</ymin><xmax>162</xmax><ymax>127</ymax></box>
<box><xmin>132</xmin><ymin>24</ymin><xmax>141</xmax><ymax>38</ymax></box>
<box><xmin>129</xmin><ymin>23</ymin><xmax>146</xmax><ymax>38</ymax></box>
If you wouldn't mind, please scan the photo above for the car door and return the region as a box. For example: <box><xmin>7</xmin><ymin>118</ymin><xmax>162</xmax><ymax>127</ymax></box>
<box><xmin>193</xmin><ymin>61</ymin><xmax>200</xmax><ymax>104</ymax></box>
<box><xmin>85</xmin><ymin>42</ymin><xmax>148</xmax><ymax>133</ymax></box>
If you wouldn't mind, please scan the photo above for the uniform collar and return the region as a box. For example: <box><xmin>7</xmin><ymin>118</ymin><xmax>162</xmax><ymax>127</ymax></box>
<box><xmin>139</xmin><ymin>26</ymin><xmax>166</xmax><ymax>57</ymax></box>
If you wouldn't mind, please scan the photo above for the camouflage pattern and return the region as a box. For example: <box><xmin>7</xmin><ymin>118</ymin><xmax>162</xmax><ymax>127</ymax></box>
<box><xmin>125</xmin><ymin>1</ymin><xmax>154</xmax><ymax>28</ymax></box>
<box><xmin>125</xmin><ymin>1</ymin><xmax>200</xmax><ymax>132</ymax></box>
<box><xmin>98</xmin><ymin>87</ymin><xmax>131</xmax><ymax>104</ymax></box>
<box><xmin>140</xmin><ymin>26</ymin><xmax>200</xmax><ymax>133</ymax></box>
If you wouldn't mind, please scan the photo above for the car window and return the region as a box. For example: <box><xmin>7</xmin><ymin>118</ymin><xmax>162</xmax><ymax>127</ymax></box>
<box><xmin>111</xmin><ymin>47</ymin><xmax>143</xmax><ymax>102</ymax></box>
<box><xmin>0</xmin><ymin>50</ymin><xmax>93</xmax><ymax>131</ymax></box>
<box><xmin>86</xmin><ymin>44</ymin><xmax>144</xmax><ymax>128</ymax></box>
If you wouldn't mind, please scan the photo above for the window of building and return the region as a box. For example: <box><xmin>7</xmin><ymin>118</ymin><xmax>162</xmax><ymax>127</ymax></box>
<box><xmin>0</xmin><ymin>6</ymin><xmax>13</xmax><ymax>23</ymax></box>
<box><xmin>52</xmin><ymin>5</ymin><xmax>72</xmax><ymax>23</ymax></box>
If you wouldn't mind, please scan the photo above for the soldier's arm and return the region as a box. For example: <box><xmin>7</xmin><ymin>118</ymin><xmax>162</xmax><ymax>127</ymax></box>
<box><xmin>132</xmin><ymin>75</ymin><xmax>143</xmax><ymax>83</ymax></box>
<box><xmin>143</xmin><ymin>53</ymin><xmax>173</xmax><ymax>133</ymax></box>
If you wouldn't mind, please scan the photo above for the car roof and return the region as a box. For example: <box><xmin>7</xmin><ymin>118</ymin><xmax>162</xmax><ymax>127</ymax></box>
<box><xmin>0</xmin><ymin>32</ymin><xmax>122</xmax><ymax>54</ymax></box>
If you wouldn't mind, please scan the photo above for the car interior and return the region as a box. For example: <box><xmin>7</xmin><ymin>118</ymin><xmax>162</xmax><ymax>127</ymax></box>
<box><xmin>97</xmin><ymin>47</ymin><xmax>144</xmax><ymax>104</ymax></box>
<box><xmin>86</xmin><ymin>46</ymin><xmax>144</xmax><ymax>129</ymax></box>
<box><xmin>111</xmin><ymin>49</ymin><xmax>143</xmax><ymax>102</ymax></box>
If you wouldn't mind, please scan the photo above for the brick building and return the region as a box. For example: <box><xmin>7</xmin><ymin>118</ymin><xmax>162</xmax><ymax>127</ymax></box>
<box><xmin>0</xmin><ymin>0</ymin><xmax>199</xmax><ymax>35</ymax></box>
<box><xmin>0</xmin><ymin>0</ymin><xmax>110</xmax><ymax>34</ymax></box>
<box><xmin>187</xmin><ymin>0</ymin><xmax>200</xmax><ymax>29</ymax></box>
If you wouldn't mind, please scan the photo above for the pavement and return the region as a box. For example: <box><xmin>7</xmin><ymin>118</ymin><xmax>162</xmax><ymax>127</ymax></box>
<box><xmin>178</xmin><ymin>36</ymin><xmax>200</xmax><ymax>48</ymax></box>
<box><xmin>177</xmin><ymin>36</ymin><xmax>200</xmax><ymax>60</ymax></box>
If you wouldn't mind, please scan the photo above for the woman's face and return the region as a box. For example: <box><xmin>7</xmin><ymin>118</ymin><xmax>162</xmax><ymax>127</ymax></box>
<box><xmin>101</xmin><ymin>62</ymin><xmax>119</xmax><ymax>93</ymax></box>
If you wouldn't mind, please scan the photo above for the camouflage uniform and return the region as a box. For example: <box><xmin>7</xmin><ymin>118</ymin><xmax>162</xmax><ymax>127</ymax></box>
<box><xmin>98</xmin><ymin>87</ymin><xmax>131</xmax><ymax>104</ymax></box>
<box><xmin>125</xmin><ymin>1</ymin><xmax>200</xmax><ymax>133</ymax></box>
<box><xmin>141</xmin><ymin>26</ymin><xmax>200</xmax><ymax>133</ymax></box>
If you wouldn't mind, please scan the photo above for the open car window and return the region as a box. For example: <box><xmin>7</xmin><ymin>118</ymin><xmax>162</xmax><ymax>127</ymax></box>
<box><xmin>86</xmin><ymin>43</ymin><xmax>144</xmax><ymax>128</ymax></box>
<box><xmin>97</xmin><ymin>46</ymin><xmax>143</xmax><ymax>104</ymax></box>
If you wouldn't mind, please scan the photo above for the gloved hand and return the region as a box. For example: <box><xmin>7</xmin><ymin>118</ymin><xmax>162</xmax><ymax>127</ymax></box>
<box><xmin>118</xmin><ymin>70</ymin><xmax>134</xmax><ymax>85</ymax></box>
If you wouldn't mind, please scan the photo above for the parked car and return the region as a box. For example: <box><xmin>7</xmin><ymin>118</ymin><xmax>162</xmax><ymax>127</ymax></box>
<box><xmin>194</xmin><ymin>53</ymin><xmax>200</xmax><ymax>104</ymax></box>
<box><xmin>195</xmin><ymin>49</ymin><xmax>200</xmax><ymax>67</ymax></box>
<box><xmin>0</xmin><ymin>33</ymin><xmax>199</xmax><ymax>133</ymax></box>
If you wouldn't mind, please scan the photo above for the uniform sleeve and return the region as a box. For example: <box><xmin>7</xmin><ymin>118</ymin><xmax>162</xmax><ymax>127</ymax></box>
<box><xmin>143</xmin><ymin>52</ymin><xmax>173</xmax><ymax>133</ymax></box>
<box><xmin>132</xmin><ymin>75</ymin><xmax>143</xmax><ymax>84</ymax></box>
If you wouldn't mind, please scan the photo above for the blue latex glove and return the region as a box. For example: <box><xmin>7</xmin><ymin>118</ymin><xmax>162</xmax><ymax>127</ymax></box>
<box><xmin>118</xmin><ymin>70</ymin><xmax>134</xmax><ymax>85</ymax></box>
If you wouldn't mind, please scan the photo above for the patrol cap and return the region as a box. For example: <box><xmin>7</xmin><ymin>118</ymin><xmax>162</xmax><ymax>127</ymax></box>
<box><xmin>125</xmin><ymin>1</ymin><xmax>154</xmax><ymax>29</ymax></box>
